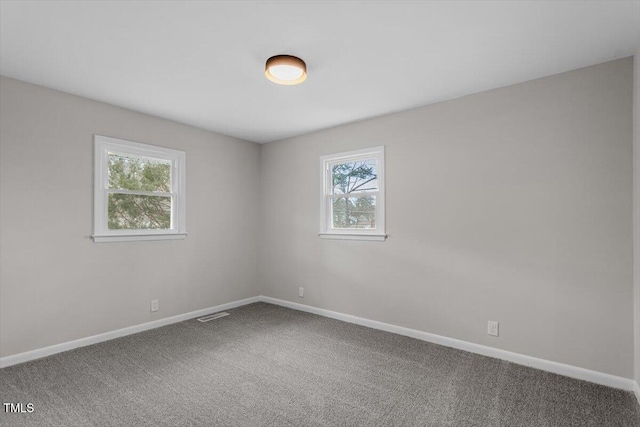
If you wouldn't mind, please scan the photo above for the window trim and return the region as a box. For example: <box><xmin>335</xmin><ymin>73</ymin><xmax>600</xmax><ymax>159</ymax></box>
<box><xmin>92</xmin><ymin>135</ymin><xmax>187</xmax><ymax>243</ymax></box>
<box><xmin>319</xmin><ymin>146</ymin><xmax>386</xmax><ymax>241</ymax></box>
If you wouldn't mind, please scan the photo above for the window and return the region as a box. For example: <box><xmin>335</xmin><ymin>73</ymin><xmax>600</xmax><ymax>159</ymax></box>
<box><xmin>93</xmin><ymin>135</ymin><xmax>186</xmax><ymax>243</ymax></box>
<box><xmin>319</xmin><ymin>146</ymin><xmax>386</xmax><ymax>241</ymax></box>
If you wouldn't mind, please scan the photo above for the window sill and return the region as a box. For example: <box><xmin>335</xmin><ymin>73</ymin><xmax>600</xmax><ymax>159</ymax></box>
<box><xmin>92</xmin><ymin>233</ymin><xmax>187</xmax><ymax>243</ymax></box>
<box><xmin>318</xmin><ymin>233</ymin><xmax>386</xmax><ymax>242</ymax></box>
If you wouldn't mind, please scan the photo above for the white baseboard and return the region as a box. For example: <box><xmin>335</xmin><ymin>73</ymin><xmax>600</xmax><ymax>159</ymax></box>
<box><xmin>260</xmin><ymin>296</ymin><xmax>636</xmax><ymax>392</ymax></box>
<box><xmin>1</xmin><ymin>294</ymin><xmax>637</xmax><ymax>395</ymax></box>
<box><xmin>0</xmin><ymin>296</ymin><xmax>260</xmax><ymax>369</ymax></box>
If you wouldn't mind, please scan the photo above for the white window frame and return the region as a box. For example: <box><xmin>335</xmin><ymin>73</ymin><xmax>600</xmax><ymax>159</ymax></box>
<box><xmin>93</xmin><ymin>135</ymin><xmax>187</xmax><ymax>243</ymax></box>
<box><xmin>319</xmin><ymin>146</ymin><xmax>386</xmax><ymax>241</ymax></box>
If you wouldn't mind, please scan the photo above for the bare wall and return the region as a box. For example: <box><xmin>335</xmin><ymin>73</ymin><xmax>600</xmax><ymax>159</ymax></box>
<box><xmin>634</xmin><ymin>49</ymin><xmax>640</xmax><ymax>386</ymax></box>
<box><xmin>260</xmin><ymin>58</ymin><xmax>634</xmax><ymax>378</ymax></box>
<box><xmin>0</xmin><ymin>77</ymin><xmax>261</xmax><ymax>358</ymax></box>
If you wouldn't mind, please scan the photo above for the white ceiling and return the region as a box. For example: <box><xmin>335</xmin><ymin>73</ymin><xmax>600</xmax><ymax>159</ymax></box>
<box><xmin>1</xmin><ymin>1</ymin><xmax>639</xmax><ymax>144</ymax></box>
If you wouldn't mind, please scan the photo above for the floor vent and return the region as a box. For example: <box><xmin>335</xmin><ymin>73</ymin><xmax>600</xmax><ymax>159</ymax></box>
<box><xmin>197</xmin><ymin>312</ymin><xmax>230</xmax><ymax>322</ymax></box>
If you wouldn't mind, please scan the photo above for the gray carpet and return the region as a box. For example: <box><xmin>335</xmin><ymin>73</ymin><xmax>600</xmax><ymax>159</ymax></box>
<box><xmin>1</xmin><ymin>302</ymin><xmax>639</xmax><ymax>426</ymax></box>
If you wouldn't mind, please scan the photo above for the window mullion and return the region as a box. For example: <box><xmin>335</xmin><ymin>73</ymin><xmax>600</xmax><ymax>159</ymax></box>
<box><xmin>329</xmin><ymin>190</ymin><xmax>379</xmax><ymax>199</ymax></box>
<box><xmin>108</xmin><ymin>189</ymin><xmax>173</xmax><ymax>197</ymax></box>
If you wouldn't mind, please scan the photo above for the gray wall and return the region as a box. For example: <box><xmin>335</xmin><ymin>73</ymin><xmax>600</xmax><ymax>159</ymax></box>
<box><xmin>634</xmin><ymin>49</ymin><xmax>640</xmax><ymax>386</ymax></box>
<box><xmin>260</xmin><ymin>58</ymin><xmax>634</xmax><ymax>378</ymax></box>
<box><xmin>2</xmin><ymin>58</ymin><xmax>635</xmax><ymax>380</ymax></box>
<box><xmin>0</xmin><ymin>77</ymin><xmax>261</xmax><ymax>358</ymax></box>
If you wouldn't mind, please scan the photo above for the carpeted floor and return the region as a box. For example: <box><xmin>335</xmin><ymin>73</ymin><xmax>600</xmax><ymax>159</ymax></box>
<box><xmin>1</xmin><ymin>302</ymin><xmax>639</xmax><ymax>426</ymax></box>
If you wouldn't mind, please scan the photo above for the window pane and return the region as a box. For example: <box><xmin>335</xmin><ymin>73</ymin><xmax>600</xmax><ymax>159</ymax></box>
<box><xmin>332</xmin><ymin>196</ymin><xmax>376</xmax><ymax>229</ymax></box>
<box><xmin>108</xmin><ymin>193</ymin><xmax>171</xmax><ymax>230</ymax></box>
<box><xmin>332</xmin><ymin>159</ymin><xmax>377</xmax><ymax>195</ymax></box>
<box><xmin>108</xmin><ymin>153</ymin><xmax>171</xmax><ymax>192</ymax></box>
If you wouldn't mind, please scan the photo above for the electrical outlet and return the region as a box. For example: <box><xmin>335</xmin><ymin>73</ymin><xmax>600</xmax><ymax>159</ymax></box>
<box><xmin>298</xmin><ymin>287</ymin><xmax>304</xmax><ymax>298</ymax></box>
<box><xmin>151</xmin><ymin>299</ymin><xmax>159</xmax><ymax>312</ymax></box>
<box><xmin>488</xmin><ymin>321</ymin><xmax>499</xmax><ymax>337</ymax></box>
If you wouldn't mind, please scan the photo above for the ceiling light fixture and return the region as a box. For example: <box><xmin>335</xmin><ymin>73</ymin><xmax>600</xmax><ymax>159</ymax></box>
<box><xmin>265</xmin><ymin>55</ymin><xmax>307</xmax><ymax>85</ymax></box>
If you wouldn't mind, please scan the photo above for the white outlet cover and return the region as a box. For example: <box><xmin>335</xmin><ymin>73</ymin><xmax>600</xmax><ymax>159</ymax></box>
<box><xmin>488</xmin><ymin>321</ymin><xmax>499</xmax><ymax>337</ymax></box>
<box><xmin>151</xmin><ymin>300</ymin><xmax>159</xmax><ymax>312</ymax></box>
<box><xmin>298</xmin><ymin>287</ymin><xmax>304</xmax><ymax>298</ymax></box>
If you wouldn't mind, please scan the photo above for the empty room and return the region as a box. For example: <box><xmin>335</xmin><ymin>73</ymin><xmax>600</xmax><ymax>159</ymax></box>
<box><xmin>1</xmin><ymin>1</ymin><xmax>640</xmax><ymax>425</ymax></box>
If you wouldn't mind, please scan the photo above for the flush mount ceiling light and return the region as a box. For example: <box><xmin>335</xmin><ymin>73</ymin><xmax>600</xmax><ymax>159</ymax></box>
<box><xmin>265</xmin><ymin>55</ymin><xmax>307</xmax><ymax>85</ymax></box>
